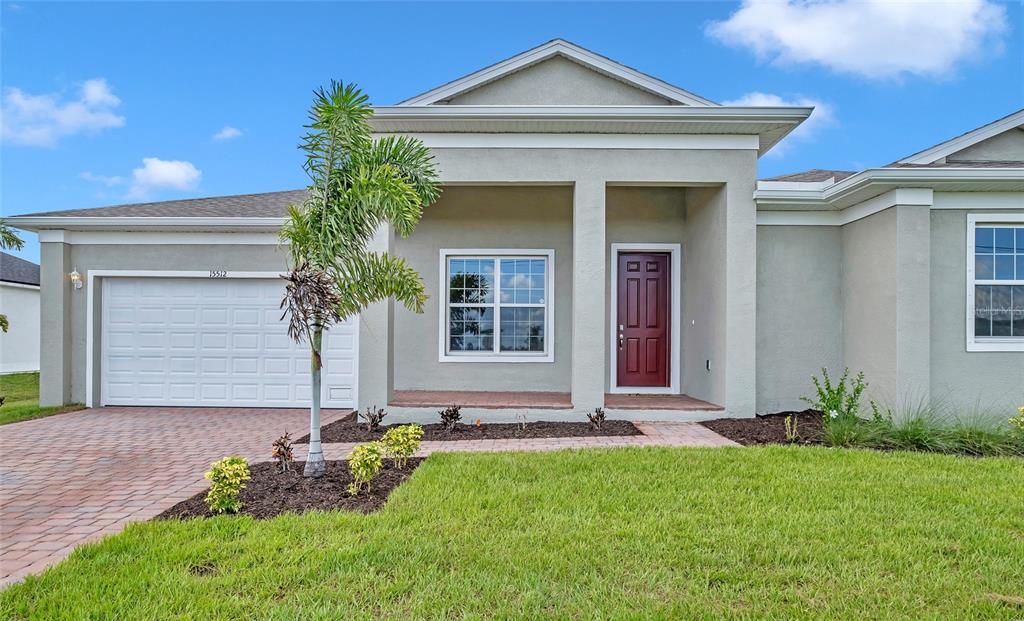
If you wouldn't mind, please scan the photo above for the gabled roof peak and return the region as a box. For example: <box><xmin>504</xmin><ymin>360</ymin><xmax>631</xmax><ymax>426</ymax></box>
<box><xmin>398</xmin><ymin>38</ymin><xmax>717</xmax><ymax>107</ymax></box>
<box><xmin>897</xmin><ymin>108</ymin><xmax>1024</xmax><ymax>165</ymax></box>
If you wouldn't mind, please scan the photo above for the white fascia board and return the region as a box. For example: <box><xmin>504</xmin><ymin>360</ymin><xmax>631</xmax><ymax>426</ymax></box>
<box><xmin>398</xmin><ymin>39</ymin><xmax>717</xmax><ymax>107</ymax></box>
<box><xmin>898</xmin><ymin>109</ymin><xmax>1024</xmax><ymax>164</ymax></box>
<box><xmin>393</xmin><ymin>132</ymin><xmax>759</xmax><ymax>150</ymax></box>
<box><xmin>8</xmin><ymin>216</ymin><xmax>284</xmax><ymax>233</ymax></box>
<box><xmin>756</xmin><ymin>168</ymin><xmax>1024</xmax><ymax>210</ymax></box>
<box><xmin>0</xmin><ymin>281</ymin><xmax>40</xmax><ymax>291</ymax></box>
<box><xmin>37</xmin><ymin>230</ymin><xmax>283</xmax><ymax>245</ymax></box>
<box><xmin>757</xmin><ymin>188</ymin><xmax>933</xmax><ymax>226</ymax></box>
<box><xmin>373</xmin><ymin>105</ymin><xmax>813</xmax><ymax>122</ymax></box>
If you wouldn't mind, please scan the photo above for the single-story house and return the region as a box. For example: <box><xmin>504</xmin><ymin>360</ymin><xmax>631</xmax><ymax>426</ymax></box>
<box><xmin>0</xmin><ymin>252</ymin><xmax>41</xmax><ymax>374</ymax></box>
<box><xmin>9</xmin><ymin>40</ymin><xmax>1023</xmax><ymax>420</ymax></box>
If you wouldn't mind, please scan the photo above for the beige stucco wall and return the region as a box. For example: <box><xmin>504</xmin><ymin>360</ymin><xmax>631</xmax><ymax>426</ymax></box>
<box><xmin>841</xmin><ymin>208</ymin><xmax>900</xmax><ymax>404</ymax></box>
<box><xmin>392</xmin><ymin>186</ymin><xmax>574</xmax><ymax>392</ymax></box>
<box><xmin>604</xmin><ymin>187</ymin><xmax>686</xmax><ymax>391</ymax></box>
<box><xmin>444</xmin><ymin>56</ymin><xmax>674</xmax><ymax>106</ymax></box>
<box><xmin>756</xmin><ymin>225</ymin><xmax>843</xmax><ymax>412</ymax></box>
<box><xmin>929</xmin><ymin>207</ymin><xmax>1024</xmax><ymax>413</ymax></box>
<box><xmin>39</xmin><ymin>243</ymin><xmax>290</xmax><ymax>406</ymax></box>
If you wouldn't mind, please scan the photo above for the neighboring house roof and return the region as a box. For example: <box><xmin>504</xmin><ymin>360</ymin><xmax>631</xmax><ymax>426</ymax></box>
<box><xmin>14</xmin><ymin>190</ymin><xmax>307</xmax><ymax>219</ymax></box>
<box><xmin>888</xmin><ymin>160</ymin><xmax>1024</xmax><ymax>169</ymax></box>
<box><xmin>398</xmin><ymin>38</ymin><xmax>718</xmax><ymax>107</ymax></box>
<box><xmin>0</xmin><ymin>252</ymin><xmax>40</xmax><ymax>286</ymax></box>
<box><xmin>895</xmin><ymin>108</ymin><xmax>1024</xmax><ymax>165</ymax></box>
<box><xmin>762</xmin><ymin>169</ymin><xmax>856</xmax><ymax>182</ymax></box>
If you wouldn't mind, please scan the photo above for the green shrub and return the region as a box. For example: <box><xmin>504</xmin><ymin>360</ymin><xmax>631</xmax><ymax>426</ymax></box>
<box><xmin>347</xmin><ymin>441</ymin><xmax>385</xmax><ymax>495</ymax></box>
<box><xmin>381</xmin><ymin>424</ymin><xmax>424</xmax><ymax>469</ymax></box>
<box><xmin>204</xmin><ymin>456</ymin><xmax>251</xmax><ymax>514</ymax></box>
<box><xmin>1010</xmin><ymin>406</ymin><xmax>1024</xmax><ymax>431</ymax></box>
<box><xmin>802</xmin><ymin>367</ymin><xmax>868</xmax><ymax>421</ymax></box>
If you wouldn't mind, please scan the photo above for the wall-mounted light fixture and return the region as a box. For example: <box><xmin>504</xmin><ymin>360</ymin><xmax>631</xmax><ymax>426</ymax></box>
<box><xmin>69</xmin><ymin>269</ymin><xmax>83</xmax><ymax>290</ymax></box>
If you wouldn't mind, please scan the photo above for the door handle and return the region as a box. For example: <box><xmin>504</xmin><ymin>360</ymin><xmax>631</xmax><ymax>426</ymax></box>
<box><xmin>618</xmin><ymin>325</ymin><xmax>624</xmax><ymax>349</ymax></box>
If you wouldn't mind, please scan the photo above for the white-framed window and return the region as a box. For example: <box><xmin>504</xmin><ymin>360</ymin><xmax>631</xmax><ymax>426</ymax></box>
<box><xmin>438</xmin><ymin>249</ymin><xmax>555</xmax><ymax>363</ymax></box>
<box><xmin>967</xmin><ymin>214</ymin><xmax>1024</xmax><ymax>352</ymax></box>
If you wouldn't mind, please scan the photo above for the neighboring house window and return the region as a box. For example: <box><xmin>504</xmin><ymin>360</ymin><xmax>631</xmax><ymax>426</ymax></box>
<box><xmin>968</xmin><ymin>215</ymin><xmax>1024</xmax><ymax>352</ymax></box>
<box><xmin>440</xmin><ymin>250</ymin><xmax>554</xmax><ymax>362</ymax></box>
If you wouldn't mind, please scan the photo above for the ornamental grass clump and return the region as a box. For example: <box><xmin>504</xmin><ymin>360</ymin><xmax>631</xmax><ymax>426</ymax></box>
<box><xmin>204</xmin><ymin>456</ymin><xmax>251</xmax><ymax>514</ymax></box>
<box><xmin>381</xmin><ymin>424</ymin><xmax>424</xmax><ymax>469</ymax></box>
<box><xmin>347</xmin><ymin>441</ymin><xmax>385</xmax><ymax>496</ymax></box>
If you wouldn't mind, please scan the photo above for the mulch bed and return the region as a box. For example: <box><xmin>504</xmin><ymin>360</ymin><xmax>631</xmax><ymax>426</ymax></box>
<box><xmin>699</xmin><ymin>409</ymin><xmax>824</xmax><ymax>446</ymax></box>
<box><xmin>156</xmin><ymin>458</ymin><xmax>423</xmax><ymax>520</ymax></box>
<box><xmin>298</xmin><ymin>412</ymin><xmax>641</xmax><ymax>443</ymax></box>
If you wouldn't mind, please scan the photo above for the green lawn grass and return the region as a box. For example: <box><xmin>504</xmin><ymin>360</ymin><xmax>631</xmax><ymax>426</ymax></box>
<box><xmin>0</xmin><ymin>372</ymin><xmax>83</xmax><ymax>426</ymax></box>
<box><xmin>3</xmin><ymin>447</ymin><xmax>1023</xmax><ymax>619</ymax></box>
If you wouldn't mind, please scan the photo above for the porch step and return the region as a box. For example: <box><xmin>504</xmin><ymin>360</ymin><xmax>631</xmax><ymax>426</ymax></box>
<box><xmin>604</xmin><ymin>393</ymin><xmax>723</xmax><ymax>411</ymax></box>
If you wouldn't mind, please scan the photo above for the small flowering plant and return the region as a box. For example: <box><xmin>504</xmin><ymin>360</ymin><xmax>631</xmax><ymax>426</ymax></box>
<box><xmin>1010</xmin><ymin>406</ymin><xmax>1024</xmax><ymax>432</ymax></box>
<box><xmin>802</xmin><ymin>368</ymin><xmax>868</xmax><ymax>423</ymax></box>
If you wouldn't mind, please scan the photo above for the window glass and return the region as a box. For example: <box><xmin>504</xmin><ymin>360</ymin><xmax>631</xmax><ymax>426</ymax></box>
<box><xmin>446</xmin><ymin>254</ymin><xmax>548</xmax><ymax>356</ymax></box>
<box><xmin>973</xmin><ymin>225</ymin><xmax>1024</xmax><ymax>342</ymax></box>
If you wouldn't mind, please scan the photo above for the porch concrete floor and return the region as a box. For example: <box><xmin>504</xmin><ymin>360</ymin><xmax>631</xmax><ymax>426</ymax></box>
<box><xmin>390</xmin><ymin>390</ymin><xmax>723</xmax><ymax>411</ymax></box>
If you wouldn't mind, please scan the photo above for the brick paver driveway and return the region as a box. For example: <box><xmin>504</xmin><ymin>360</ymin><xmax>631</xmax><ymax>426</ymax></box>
<box><xmin>0</xmin><ymin>407</ymin><xmax>349</xmax><ymax>587</ymax></box>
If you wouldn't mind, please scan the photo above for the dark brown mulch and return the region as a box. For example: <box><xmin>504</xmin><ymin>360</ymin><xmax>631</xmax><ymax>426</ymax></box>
<box><xmin>155</xmin><ymin>458</ymin><xmax>423</xmax><ymax>520</ymax></box>
<box><xmin>298</xmin><ymin>413</ymin><xmax>641</xmax><ymax>444</ymax></box>
<box><xmin>699</xmin><ymin>409</ymin><xmax>824</xmax><ymax>446</ymax></box>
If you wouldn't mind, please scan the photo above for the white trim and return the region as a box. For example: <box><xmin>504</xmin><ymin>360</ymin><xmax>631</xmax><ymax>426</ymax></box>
<box><xmin>756</xmin><ymin>189</ymin><xmax>933</xmax><ymax>226</ymax></box>
<box><xmin>375</xmin><ymin>104</ymin><xmax>813</xmax><ymax>121</ymax></box>
<box><xmin>84</xmin><ymin>270</ymin><xmax>359</xmax><ymax>409</ymax></box>
<box><xmin>608</xmin><ymin>243</ymin><xmax>682</xmax><ymax>395</ymax></box>
<box><xmin>385</xmin><ymin>133</ymin><xmax>759</xmax><ymax>151</ymax></box>
<box><xmin>0</xmin><ymin>281</ymin><xmax>40</xmax><ymax>291</ymax></box>
<box><xmin>933</xmin><ymin>192</ymin><xmax>1024</xmax><ymax>210</ymax></box>
<box><xmin>39</xmin><ymin>231</ymin><xmax>282</xmax><ymax>245</ymax></box>
<box><xmin>899</xmin><ymin>109</ymin><xmax>1024</xmax><ymax>165</ymax></box>
<box><xmin>398</xmin><ymin>39</ymin><xmax>717</xmax><ymax>107</ymax></box>
<box><xmin>965</xmin><ymin>213</ymin><xmax>1024</xmax><ymax>352</ymax></box>
<box><xmin>11</xmin><ymin>216</ymin><xmax>284</xmax><ymax>233</ymax></box>
<box><xmin>437</xmin><ymin>249</ymin><xmax>555</xmax><ymax>363</ymax></box>
<box><xmin>755</xmin><ymin>167</ymin><xmax>1024</xmax><ymax>212</ymax></box>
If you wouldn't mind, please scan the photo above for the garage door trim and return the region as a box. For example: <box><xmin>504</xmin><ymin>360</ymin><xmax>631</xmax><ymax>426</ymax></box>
<box><xmin>85</xmin><ymin>270</ymin><xmax>359</xmax><ymax>408</ymax></box>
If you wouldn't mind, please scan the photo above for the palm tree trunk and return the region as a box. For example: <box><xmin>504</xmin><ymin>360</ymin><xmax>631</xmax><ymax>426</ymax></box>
<box><xmin>303</xmin><ymin>325</ymin><xmax>326</xmax><ymax>478</ymax></box>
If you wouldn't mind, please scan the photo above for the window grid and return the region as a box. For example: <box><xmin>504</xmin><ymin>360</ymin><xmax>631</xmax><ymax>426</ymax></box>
<box><xmin>972</xmin><ymin>224</ymin><xmax>1024</xmax><ymax>341</ymax></box>
<box><xmin>446</xmin><ymin>255</ymin><xmax>548</xmax><ymax>356</ymax></box>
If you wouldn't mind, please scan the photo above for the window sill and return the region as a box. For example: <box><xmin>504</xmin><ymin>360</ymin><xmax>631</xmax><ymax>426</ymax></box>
<box><xmin>439</xmin><ymin>353</ymin><xmax>555</xmax><ymax>363</ymax></box>
<box><xmin>967</xmin><ymin>340</ymin><xmax>1024</xmax><ymax>352</ymax></box>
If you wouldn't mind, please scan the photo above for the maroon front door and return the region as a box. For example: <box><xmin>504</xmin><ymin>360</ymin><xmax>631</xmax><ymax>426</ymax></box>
<box><xmin>616</xmin><ymin>253</ymin><xmax>670</xmax><ymax>387</ymax></box>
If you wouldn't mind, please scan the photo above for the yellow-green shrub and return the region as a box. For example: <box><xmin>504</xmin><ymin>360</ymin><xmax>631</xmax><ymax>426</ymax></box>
<box><xmin>347</xmin><ymin>441</ymin><xmax>384</xmax><ymax>496</ymax></box>
<box><xmin>204</xmin><ymin>456</ymin><xmax>251</xmax><ymax>514</ymax></box>
<box><xmin>1010</xmin><ymin>406</ymin><xmax>1024</xmax><ymax>431</ymax></box>
<box><xmin>381</xmin><ymin>424</ymin><xmax>424</xmax><ymax>469</ymax></box>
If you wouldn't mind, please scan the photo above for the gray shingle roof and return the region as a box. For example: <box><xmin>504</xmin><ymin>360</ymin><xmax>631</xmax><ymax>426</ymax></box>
<box><xmin>17</xmin><ymin>189</ymin><xmax>307</xmax><ymax>219</ymax></box>
<box><xmin>0</xmin><ymin>252</ymin><xmax>40</xmax><ymax>286</ymax></box>
<box><xmin>761</xmin><ymin>169</ymin><xmax>856</xmax><ymax>182</ymax></box>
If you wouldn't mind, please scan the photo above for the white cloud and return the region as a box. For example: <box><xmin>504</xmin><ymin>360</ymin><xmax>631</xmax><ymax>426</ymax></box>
<box><xmin>127</xmin><ymin>157</ymin><xmax>202</xmax><ymax>199</ymax></box>
<box><xmin>212</xmin><ymin>126</ymin><xmax>243</xmax><ymax>141</ymax></box>
<box><xmin>79</xmin><ymin>171</ymin><xmax>126</xmax><ymax>187</ymax></box>
<box><xmin>706</xmin><ymin>0</ymin><xmax>1007</xmax><ymax>79</ymax></box>
<box><xmin>1</xmin><ymin>78</ymin><xmax>125</xmax><ymax>147</ymax></box>
<box><xmin>722</xmin><ymin>92</ymin><xmax>834</xmax><ymax>155</ymax></box>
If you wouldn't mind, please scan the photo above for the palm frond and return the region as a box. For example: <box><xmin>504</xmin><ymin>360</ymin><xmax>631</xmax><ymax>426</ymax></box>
<box><xmin>333</xmin><ymin>252</ymin><xmax>428</xmax><ymax>317</ymax></box>
<box><xmin>0</xmin><ymin>220</ymin><xmax>25</xmax><ymax>251</ymax></box>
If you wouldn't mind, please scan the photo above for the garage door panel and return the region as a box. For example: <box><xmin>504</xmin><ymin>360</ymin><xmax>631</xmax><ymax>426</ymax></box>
<box><xmin>101</xmin><ymin>277</ymin><xmax>355</xmax><ymax>408</ymax></box>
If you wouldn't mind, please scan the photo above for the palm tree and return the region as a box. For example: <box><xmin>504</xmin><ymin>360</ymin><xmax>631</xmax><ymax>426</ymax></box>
<box><xmin>280</xmin><ymin>81</ymin><xmax>440</xmax><ymax>478</ymax></box>
<box><xmin>0</xmin><ymin>220</ymin><xmax>25</xmax><ymax>333</ymax></box>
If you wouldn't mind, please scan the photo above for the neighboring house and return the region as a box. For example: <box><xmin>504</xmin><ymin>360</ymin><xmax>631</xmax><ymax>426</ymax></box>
<box><xmin>8</xmin><ymin>40</ymin><xmax>1024</xmax><ymax>419</ymax></box>
<box><xmin>0</xmin><ymin>252</ymin><xmax>41</xmax><ymax>374</ymax></box>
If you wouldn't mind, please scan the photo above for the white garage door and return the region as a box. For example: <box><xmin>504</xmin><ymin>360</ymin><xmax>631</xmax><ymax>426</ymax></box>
<box><xmin>101</xmin><ymin>277</ymin><xmax>356</xmax><ymax>408</ymax></box>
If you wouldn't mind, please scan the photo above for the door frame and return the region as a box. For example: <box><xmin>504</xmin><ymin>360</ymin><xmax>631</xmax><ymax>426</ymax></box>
<box><xmin>85</xmin><ymin>270</ymin><xmax>359</xmax><ymax>409</ymax></box>
<box><xmin>608</xmin><ymin>244</ymin><xmax>681</xmax><ymax>395</ymax></box>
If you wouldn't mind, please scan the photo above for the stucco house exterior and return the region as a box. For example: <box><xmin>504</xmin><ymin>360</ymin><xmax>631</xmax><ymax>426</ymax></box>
<box><xmin>0</xmin><ymin>252</ymin><xmax>41</xmax><ymax>374</ymax></box>
<box><xmin>9</xmin><ymin>40</ymin><xmax>1024</xmax><ymax>420</ymax></box>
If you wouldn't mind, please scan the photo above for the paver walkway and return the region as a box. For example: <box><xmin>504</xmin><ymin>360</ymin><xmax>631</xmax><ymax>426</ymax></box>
<box><xmin>1</xmin><ymin>409</ymin><xmax>736</xmax><ymax>587</ymax></box>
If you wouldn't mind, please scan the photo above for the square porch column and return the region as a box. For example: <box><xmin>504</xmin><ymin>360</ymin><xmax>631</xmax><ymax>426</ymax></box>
<box><xmin>39</xmin><ymin>239</ymin><xmax>73</xmax><ymax>406</ymax></box>
<box><xmin>357</xmin><ymin>224</ymin><xmax>395</xmax><ymax>411</ymax></box>
<box><xmin>571</xmin><ymin>180</ymin><xmax>606</xmax><ymax>411</ymax></box>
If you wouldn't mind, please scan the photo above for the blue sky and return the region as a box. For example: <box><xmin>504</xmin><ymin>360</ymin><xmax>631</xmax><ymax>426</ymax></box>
<box><xmin>3</xmin><ymin>1</ymin><xmax>1022</xmax><ymax>263</ymax></box>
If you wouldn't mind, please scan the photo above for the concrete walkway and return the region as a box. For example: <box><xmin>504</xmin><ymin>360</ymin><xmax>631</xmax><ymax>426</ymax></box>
<box><xmin>1</xmin><ymin>410</ymin><xmax>736</xmax><ymax>587</ymax></box>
